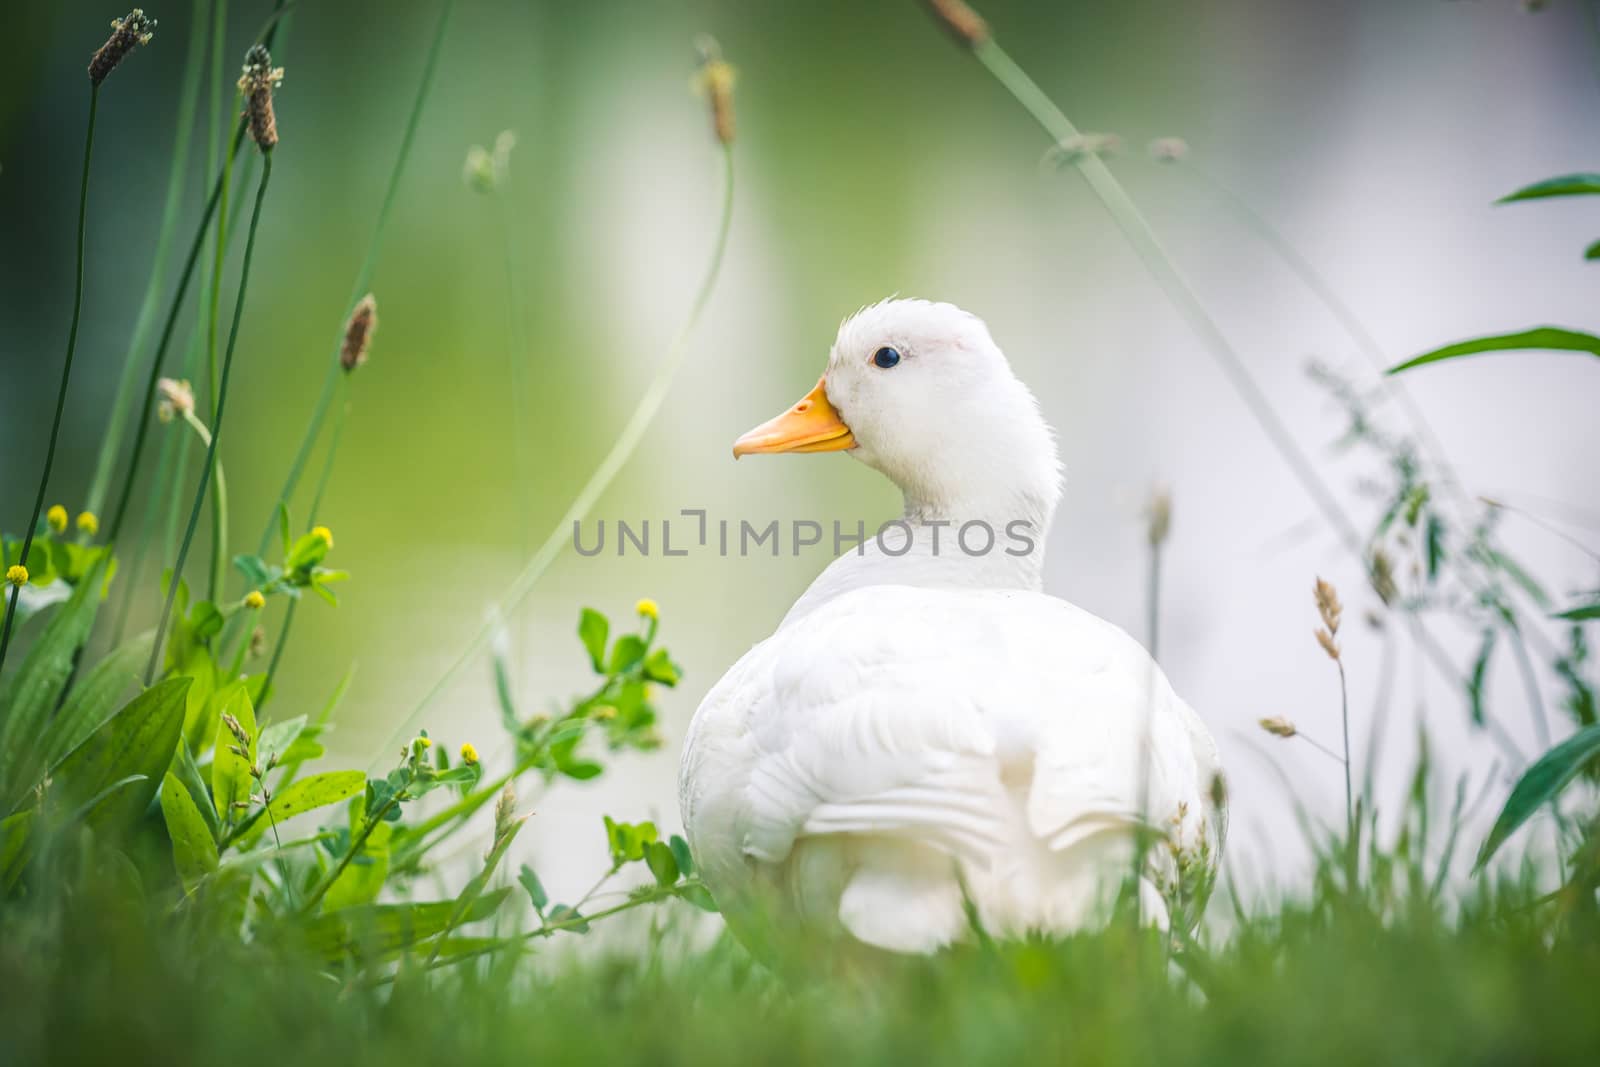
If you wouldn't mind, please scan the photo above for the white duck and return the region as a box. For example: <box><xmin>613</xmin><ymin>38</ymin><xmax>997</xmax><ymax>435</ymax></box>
<box><xmin>680</xmin><ymin>299</ymin><xmax>1223</xmax><ymax>957</ymax></box>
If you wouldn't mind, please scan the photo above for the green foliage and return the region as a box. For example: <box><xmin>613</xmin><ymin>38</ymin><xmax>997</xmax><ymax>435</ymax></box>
<box><xmin>1477</xmin><ymin>724</ymin><xmax>1600</xmax><ymax>868</ymax></box>
<box><xmin>1496</xmin><ymin>172</ymin><xmax>1600</xmax><ymax>202</ymax></box>
<box><xmin>1389</xmin><ymin>326</ymin><xmax>1600</xmax><ymax>374</ymax></box>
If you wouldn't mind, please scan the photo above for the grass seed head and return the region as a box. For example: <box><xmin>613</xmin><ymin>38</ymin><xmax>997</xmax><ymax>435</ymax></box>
<box><xmin>1368</xmin><ymin>550</ymin><xmax>1397</xmax><ymax>606</ymax></box>
<box><xmin>340</xmin><ymin>295</ymin><xmax>378</xmax><ymax>372</ymax></box>
<box><xmin>1145</xmin><ymin>486</ymin><xmax>1172</xmax><ymax>548</ymax></box>
<box><xmin>1259</xmin><ymin>716</ymin><xmax>1298</xmax><ymax>739</ymax></box>
<box><xmin>238</xmin><ymin>44</ymin><xmax>284</xmax><ymax>153</ymax></box>
<box><xmin>248</xmin><ymin>626</ymin><xmax>266</xmax><ymax>658</ymax></box>
<box><xmin>693</xmin><ymin>36</ymin><xmax>737</xmax><ymax>146</ymax></box>
<box><xmin>156</xmin><ymin>377</ymin><xmax>194</xmax><ymax>422</ymax></box>
<box><xmin>89</xmin><ymin>9</ymin><xmax>156</xmax><ymax>85</ymax></box>
<box><xmin>923</xmin><ymin>0</ymin><xmax>990</xmax><ymax>47</ymax></box>
<box><xmin>493</xmin><ymin>782</ymin><xmax>517</xmax><ymax>842</ymax></box>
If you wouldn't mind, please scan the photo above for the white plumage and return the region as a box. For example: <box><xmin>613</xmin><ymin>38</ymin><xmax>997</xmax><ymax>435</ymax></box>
<box><xmin>679</xmin><ymin>299</ymin><xmax>1223</xmax><ymax>956</ymax></box>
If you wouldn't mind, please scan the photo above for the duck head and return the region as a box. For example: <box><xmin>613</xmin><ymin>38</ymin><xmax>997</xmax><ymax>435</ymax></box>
<box><xmin>734</xmin><ymin>299</ymin><xmax>1062</xmax><ymax>526</ymax></box>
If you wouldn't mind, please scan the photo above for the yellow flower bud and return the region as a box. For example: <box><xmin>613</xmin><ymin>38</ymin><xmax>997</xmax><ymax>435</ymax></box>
<box><xmin>593</xmin><ymin>705</ymin><xmax>618</xmax><ymax>721</ymax></box>
<box><xmin>5</xmin><ymin>565</ymin><xmax>27</xmax><ymax>587</ymax></box>
<box><xmin>635</xmin><ymin>597</ymin><xmax>659</xmax><ymax>620</ymax></box>
<box><xmin>311</xmin><ymin>525</ymin><xmax>333</xmax><ymax>548</ymax></box>
<box><xmin>416</xmin><ymin>736</ymin><xmax>432</xmax><ymax>748</ymax></box>
<box><xmin>244</xmin><ymin>590</ymin><xmax>265</xmax><ymax>610</ymax></box>
<box><xmin>76</xmin><ymin>511</ymin><xmax>99</xmax><ymax>537</ymax></box>
<box><xmin>459</xmin><ymin>742</ymin><xmax>479</xmax><ymax>765</ymax></box>
<box><xmin>46</xmin><ymin>505</ymin><xmax>68</xmax><ymax>534</ymax></box>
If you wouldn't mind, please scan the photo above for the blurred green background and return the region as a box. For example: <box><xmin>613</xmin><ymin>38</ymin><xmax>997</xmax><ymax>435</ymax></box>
<box><xmin>3</xmin><ymin>0</ymin><xmax>1598</xmax><ymax>897</ymax></box>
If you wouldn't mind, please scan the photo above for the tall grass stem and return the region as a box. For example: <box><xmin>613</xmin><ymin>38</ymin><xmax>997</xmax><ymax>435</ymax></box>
<box><xmin>0</xmin><ymin>87</ymin><xmax>101</xmax><ymax>681</ymax></box>
<box><xmin>256</xmin><ymin>0</ymin><xmax>456</xmax><ymax>558</ymax></box>
<box><xmin>146</xmin><ymin>157</ymin><xmax>275</xmax><ymax>683</ymax></box>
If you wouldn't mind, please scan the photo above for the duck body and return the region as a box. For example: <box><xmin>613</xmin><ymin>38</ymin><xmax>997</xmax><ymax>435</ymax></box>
<box><xmin>678</xmin><ymin>299</ymin><xmax>1223</xmax><ymax>957</ymax></box>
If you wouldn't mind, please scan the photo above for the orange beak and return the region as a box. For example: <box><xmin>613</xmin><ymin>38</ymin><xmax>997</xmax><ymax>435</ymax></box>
<box><xmin>733</xmin><ymin>378</ymin><xmax>856</xmax><ymax>458</ymax></box>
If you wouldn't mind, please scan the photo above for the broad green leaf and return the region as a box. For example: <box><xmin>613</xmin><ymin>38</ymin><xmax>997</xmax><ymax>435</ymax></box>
<box><xmin>161</xmin><ymin>771</ymin><xmax>219</xmax><ymax>889</ymax></box>
<box><xmin>210</xmin><ymin>685</ymin><xmax>258</xmax><ymax>825</ymax></box>
<box><xmin>643</xmin><ymin>648</ymin><xmax>682</xmax><ymax>686</ymax></box>
<box><xmin>48</xmin><ymin>677</ymin><xmax>191</xmax><ymax>836</ymax></box>
<box><xmin>518</xmin><ymin>863</ymin><xmax>548</xmax><ymax>912</ymax></box>
<box><xmin>1586</xmin><ymin>238</ymin><xmax>1600</xmax><ymax>261</ymax></box>
<box><xmin>1556</xmin><ymin>600</ymin><xmax>1600</xmax><ymax>621</ymax></box>
<box><xmin>1497</xmin><ymin>173</ymin><xmax>1600</xmax><ymax>202</ymax></box>
<box><xmin>172</xmin><ymin>739</ymin><xmax>220</xmax><ymax>841</ymax></box>
<box><xmin>41</xmin><ymin>629</ymin><xmax>156</xmax><ymax>767</ymax></box>
<box><xmin>578</xmin><ymin>608</ymin><xmax>609</xmax><ymax>672</ymax></box>
<box><xmin>177</xmin><ymin>648</ymin><xmax>222</xmax><ymax>755</ymax></box>
<box><xmin>257</xmin><ymin>714</ymin><xmax>308</xmax><ymax>764</ymax></box>
<box><xmin>1477</xmin><ymin>723</ymin><xmax>1600</xmax><ymax>868</ymax></box>
<box><xmin>265</xmin><ymin>771</ymin><xmax>364</xmax><ymax>822</ymax></box>
<box><xmin>0</xmin><ymin>554</ymin><xmax>111</xmax><ymax>807</ymax></box>
<box><xmin>0</xmin><ymin>810</ymin><xmax>33</xmax><ymax>892</ymax></box>
<box><xmin>323</xmin><ymin>818</ymin><xmax>392</xmax><ymax>912</ymax></box>
<box><xmin>677</xmin><ymin>882</ymin><xmax>718</xmax><ymax>912</ymax></box>
<box><xmin>292</xmin><ymin>888</ymin><xmax>512</xmax><ymax>962</ymax></box>
<box><xmin>645</xmin><ymin>840</ymin><xmax>679</xmax><ymax>886</ymax></box>
<box><xmin>669</xmin><ymin>834</ymin><xmax>695</xmax><ymax>878</ymax></box>
<box><xmin>1389</xmin><ymin>326</ymin><xmax>1600</xmax><ymax>374</ymax></box>
<box><xmin>546</xmin><ymin>903</ymin><xmax>589</xmax><ymax>933</ymax></box>
<box><xmin>608</xmin><ymin>634</ymin><xmax>648</xmax><ymax>674</ymax></box>
<box><xmin>188</xmin><ymin>601</ymin><xmax>224</xmax><ymax>641</ymax></box>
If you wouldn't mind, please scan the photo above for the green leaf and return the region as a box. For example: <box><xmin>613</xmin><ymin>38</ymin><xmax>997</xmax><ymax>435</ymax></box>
<box><xmin>285</xmin><ymin>531</ymin><xmax>330</xmax><ymax>572</ymax></box>
<box><xmin>1477</xmin><ymin>723</ymin><xmax>1600</xmax><ymax>868</ymax></box>
<box><xmin>0</xmin><ymin>810</ymin><xmax>33</xmax><ymax>892</ymax></box>
<box><xmin>643</xmin><ymin>648</ymin><xmax>682</xmax><ymax>686</ymax></box>
<box><xmin>645</xmin><ymin>840</ymin><xmax>679</xmax><ymax>887</ymax></box>
<box><xmin>604</xmin><ymin>816</ymin><xmax>658</xmax><ymax>864</ymax></box>
<box><xmin>323</xmin><ymin>817</ymin><xmax>392</xmax><ymax>912</ymax></box>
<box><xmin>188</xmin><ymin>601</ymin><xmax>224</xmax><ymax>641</ymax></box>
<box><xmin>608</xmin><ymin>634</ymin><xmax>648</xmax><ymax>675</ymax></box>
<box><xmin>1497</xmin><ymin>173</ymin><xmax>1600</xmax><ymax>203</ymax></box>
<box><xmin>1586</xmin><ymin>239</ymin><xmax>1600</xmax><ymax>262</ymax></box>
<box><xmin>676</xmin><ymin>883</ymin><xmax>718</xmax><ymax>912</ymax></box>
<box><xmin>41</xmin><ymin>629</ymin><xmax>155</xmax><ymax>767</ymax></box>
<box><xmin>0</xmin><ymin>554</ymin><xmax>110</xmax><ymax>808</ymax></box>
<box><xmin>1424</xmin><ymin>515</ymin><xmax>1445</xmax><ymax>583</ymax></box>
<box><xmin>277</xmin><ymin>502</ymin><xmax>292</xmax><ymax>558</ymax></box>
<box><xmin>257</xmin><ymin>714</ymin><xmax>308</xmax><ymax>764</ymax></box>
<box><xmin>292</xmin><ymin>888</ymin><xmax>512</xmax><ymax>962</ymax></box>
<box><xmin>578</xmin><ymin>608</ymin><xmax>609</xmax><ymax>673</ymax></box>
<box><xmin>1467</xmin><ymin>629</ymin><xmax>1496</xmax><ymax>726</ymax></box>
<box><xmin>1389</xmin><ymin>327</ymin><xmax>1600</xmax><ymax>374</ymax></box>
<box><xmin>558</xmin><ymin>758</ymin><xmax>603</xmax><ymax>781</ymax></box>
<box><xmin>161</xmin><ymin>771</ymin><xmax>219</xmax><ymax>889</ymax></box>
<box><xmin>669</xmin><ymin>834</ymin><xmax>695</xmax><ymax>878</ymax></box>
<box><xmin>210</xmin><ymin>686</ymin><xmax>258</xmax><ymax>825</ymax></box>
<box><xmin>265</xmin><ymin>771</ymin><xmax>364</xmax><ymax>822</ymax></box>
<box><xmin>1556</xmin><ymin>600</ymin><xmax>1600</xmax><ymax>621</ymax></box>
<box><xmin>518</xmin><ymin>863</ymin><xmax>548</xmax><ymax>912</ymax></box>
<box><xmin>546</xmin><ymin>903</ymin><xmax>589</xmax><ymax>933</ymax></box>
<box><xmin>171</xmin><ymin>739</ymin><xmax>220</xmax><ymax>841</ymax></box>
<box><xmin>233</xmin><ymin>554</ymin><xmax>275</xmax><ymax>590</ymax></box>
<box><xmin>48</xmin><ymin>677</ymin><xmax>191</xmax><ymax>835</ymax></box>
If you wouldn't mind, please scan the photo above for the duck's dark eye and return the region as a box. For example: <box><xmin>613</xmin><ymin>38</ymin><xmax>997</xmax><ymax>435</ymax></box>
<box><xmin>872</xmin><ymin>346</ymin><xmax>901</xmax><ymax>369</ymax></box>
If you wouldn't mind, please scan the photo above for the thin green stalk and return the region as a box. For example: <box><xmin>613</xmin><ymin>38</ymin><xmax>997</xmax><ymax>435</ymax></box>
<box><xmin>0</xmin><ymin>87</ymin><xmax>100</xmax><ymax>680</ymax></box>
<box><xmin>147</xmin><ymin>157</ymin><xmax>275</xmax><ymax>684</ymax></box>
<box><xmin>106</xmin><ymin>122</ymin><xmax>246</xmax><ymax>542</ymax></box>
<box><xmin>206</xmin><ymin>85</ymin><xmax>241</xmax><ymax>604</ymax></box>
<box><xmin>947</xmin><ymin>18</ymin><xmax>1530</xmax><ymax>767</ymax></box>
<box><xmin>373</xmin><ymin>145</ymin><xmax>736</xmax><ymax>767</ymax></box>
<box><xmin>299</xmin><ymin>792</ymin><xmax>397</xmax><ymax>915</ymax></box>
<box><xmin>256</xmin><ymin>0</ymin><xmax>456</xmax><ymax>558</ymax></box>
<box><xmin>88</xmin><ymin>0</ymin><xmax>210</xmax><ymax>518</ymax></box>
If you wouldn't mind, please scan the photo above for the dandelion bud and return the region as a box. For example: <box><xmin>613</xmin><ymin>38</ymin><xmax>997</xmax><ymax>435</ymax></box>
<box><xmin>1259</xmin><ymin>716</ymin><xmax>1297</xmax><ymax>739</ymax></box>
<box><xmin>693</xmin><ymin>36</ymin><xmax>737</xmax><ymax>146</ymax></box>
<box><xmin>156</xmin><ymin>377</ymin><xmax>194</xmax><ymax>422</ymax></box>
<box><xmin>922</xmin><ymin>0</ymin><xmax>990</xmax><ymax>47</ymax></box>
<box><xmin>340</xmin><ymin>295</ymin><xmax>377</xmax><ymax>372</ymax></box>
<box><xmin>76</xmin><ymin>511</ymin><xmax>99</xmax><ymax>538</ymax></box>
<box><xmin>46</xmin><ymin>505</ymin><xmax>68</xmax><ymax>535</ymax></box>
<box><xmin>244</xmin><ymin>590</ymin><xmax>265</xmax><ymax>610</ymax></box>
<box><xmin>460</xmin><ymin>742</ymin><xmax>479</xmax><ymax>765</ymax></box>
<box><xmin>5</xmin><ymin>565</ymin><xmax>27</xmax><ymax>588</ymax></box>
<box><xmin>635</xmin><ymin>597</ymin><xmax>659</xmax><ymax>621</ymax></box>
<box><xmin>1147</xmin><ymin>137</ymin><xmax>1190</xmax><ymax>162</ymax></box>
<box><xmin>237</xmin><ymin>44</ymin><xmax>284</xmax><ymax>153</ymax></box>
<box><xmin>311</xmin><ymin>525</ymin><xmax>333</xmax><ymax>548</ymax></box>
<box><xmin>89</xmin><ymin>9</ymin><xmax>156</xmax><ymax>86</ymax></box>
